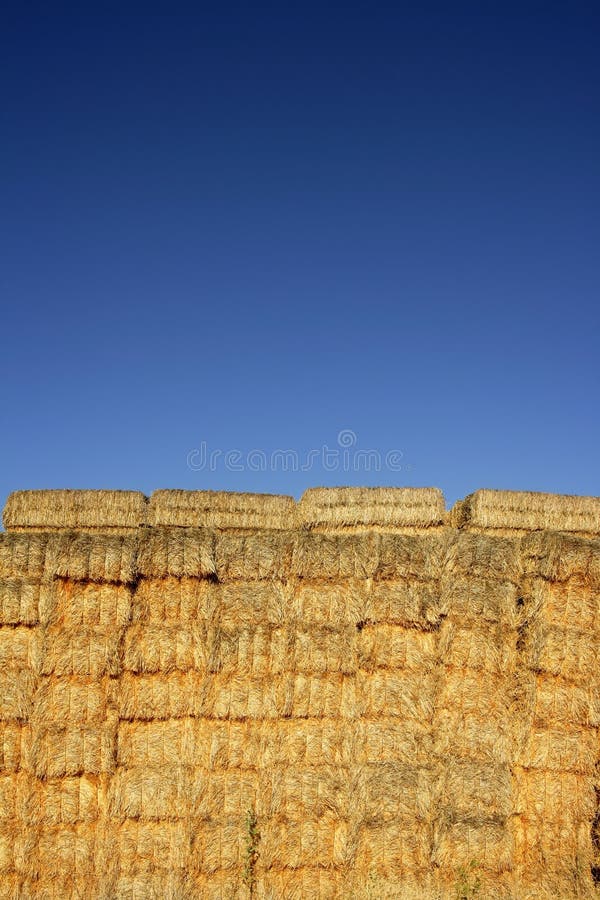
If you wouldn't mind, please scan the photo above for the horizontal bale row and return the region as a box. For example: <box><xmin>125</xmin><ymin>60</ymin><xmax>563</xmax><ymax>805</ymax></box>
<box><xmin>512</xmin><ymin>768</ymin><xmax>596</xmax><ymax>823</ymax></box>
<box><xmin>519</xmin><ymin>623</ymin><xmax>600</xmax><ymax>680</ymax></box>
<box><xmin>107</xmin><ymin>762</ymin><xmax>434</xmax><ymax>823</ymax></box>
<box><xmin>521</xmin><ymin>531</ymin><xmax>600</xmax><ymax>587</ymax></box>
<box><xmin>0</xmin><ymin>773</ymin><xmax>101</xmax><ymax>825</ymax></box>
<box><xmin>117</xmin><ymin>717</ymin><xmax>432</xmax><ymax>769</ymax></box>
<box><xmin>116</xmin><ymin>671</ymin><xmax>437</xmax><ymax>722</ymax></box>
<box><xmin>520</xmin><ymin>575</ymin><xmax>600</xmax><ymax>632</ymax></box>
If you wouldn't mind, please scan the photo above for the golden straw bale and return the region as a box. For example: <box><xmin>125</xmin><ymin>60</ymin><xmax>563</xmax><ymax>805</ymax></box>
<box><xmin>521</xmin><ymin>531</ymin><xmax>600</xmax><ymax>586</ymax></box>
<box><xmin>435</xmin><ymin>759</ymin><xmax>512</xmax><ymax>822</ymax></box>
<box><xmin>0</xmin><ymin>627</ymin><xmax>35</xmax><ymax>670</ymax></box>
<box><xmin>50</xmin><ymin>579</ymin><xmax>132</xmax><ymax>628</ymax></box>
<box><xmin>298</xmin><ymin>486</ymin><xmax>445</xmax><ymax>531</ymax></box>
<box><xmin>451</xmin><ymin>488</ymin><xmax>600</xmax><ymax>535</ymax></box>
<box><xmin>432</xmin><ymin>821</ymin><xmax>513</xmax><ymax>872</ymax></box>
<box><xmin>258</xmin><ymin>868</ymin><xmax>343</xmax><ymax>900</ymax></box>
<box><xmin>353</xmin><ymin>821</ymin><xmax>431</xmax><ymax>873</ymax></box>
<box><xmin>291</xmin><ymin>531</ymin><xmax>381</xmax><ymax>579</ymax></box>
<box><xmin>375</xmin><ymin>532</ymin><xmax>449</xmax><ymax>580</ymax></box>
<box><xmin>435</xmin><ymin>708</ymin><xmax>511</xmax><ymax>765</ymax></box>
<box><xmin>36</xmin><ymin>823</ymin><xmax>96</xmax><ymax>876</ymax></box>
<box><xmin>357</xmin><ymin>625</ymin><xmax>436</xmax><ymax>672</ymax></box>
<box><xmin>513</xmin><ymin>818</ymin><xmax>592</xmax><ymax>876</ymax></box>
<box><xmin>0</xmin><ymin>578</ymin><xmax>45</xmax><ymax>625</ymax></box>
<box><xmin>438</xmin><ymin>622</ymin><xmax>516</xmax><ymax>675</ymax></box>
<box><xmin>289</xmin><ymin>625</ymin><xmax>356</xmax><ymax>675</ymax></box>
<box><xmin>214</xmin><ymin>582</ymin><xmax>290</xmax><ymax>628</ymax></box>
<box><xmin>38</xmin><ymin>627</ymin><xmax>121</xmax><ymax>677</ymax></box>
<box><xmin>358</xmin><ymin>670</ymin><xmax>435</xmax><ymax>720</ymax></box>
<box><xmin>131</xmin><ymin>577</ymin><xmax>213</xmax><ymax>624</ymax></box>
<box><xmin>22</xmin><ymin>775</ymin><xmax>99</xmax><ymax>825</ymax></box>
<box><xmin>0</xmin><ymin>670</ymin><xmax>36</xmax><ymax>722</ymax></box>
<box><xmin>521</xmin><ymin>624</ymin><xmax>600</xmax><ymax>680</ymax></box>
<box><xmin>30</xmin><ymin>676</ymin><xmax>108</xmax><ymax>726</ymax></box>
<box><xmin>292</xmin><ymin>580</ymin><xmax>369</xmax><ymax>627</ymax></box>
<box><xmin>114</xmin><ymin>872</ymin><xmax>193</xmax><ymax>900</ymax></box>
<box><xmin>123</xmin><ymin>623</ymin><xmax>207</xmax><ymax>673</ymax></box>
<box><xmin>116</xmin><ymin>820</ymin><xmax>192</xmax><ymax>874</ymax></box>
<box><xmin>522</xmin><ymin>575</ymin><xmax>600</xmax><ymax>632</ymax></box>
<box><xmin>118</xmin><ymin>673</ymin><xmax>214</xmax><ymax>721</ymax></box>
<box><xmin>443</xmin><ymin>532</ymin><xmax>522</xmax><ymax>582</ymax></box>
<box><xmin>440</xmin><ymin>575</ymin><xmax>520</xmax><ymax>627</ymax></box>
<box><xmin>513</xmin><ymin>769</ymin><xmax>595</xmax><ymax>823</ymax></box>
<box><xmin>47</xmin><ymin>532</ymin><xmax>139</xmax><ymax>583</ymax></box>
<box><xmin>436</xmin><ymin>668</ymin><xmax>509</xmax><ymax>720</ymax></box>
<box><xmin>137</xmin><ymin>528</ymin><xmax>215</xmax><ymax>579</ymax></box>
<box><xmin>368</xmin><ymin>579</ymin><xmax>444</xmax><ymax>628</ymax></box>
<box><xmin>191</xmin><ymin>822</ymin><xmax>246</xmax><ymax>873</ymax></box>
<box><xmin>358</xmin><ymin>718</ymin><xmax>432</xmax><ymax>767</ymax></box>
<box><xmin>215</xmin><ymin>530</ymin><xmax>293</xmax><ymax>580</ymax></box>
<box><xmin>0</xmin><ymin>723</ymin><xmax>30</xmax><ymax>772</ymax></box>
<box><xmin>20</xmin><ymin>876</ymin><xmax>103</xmax><ymax>900</ymax></box>
<box><xmin>31</xmin><ymin>723</ymin><xmax>116</xmax><ymax>777</ymax></box>
<box><xmin>0</xmin><ymin>827</ymin><xmax>17</xmax><ymax>874</ymax></box>
<box><xmin>108</xmin><ymin>766</ymin><xmax>193</xmax><ymax>821</ymax></box>
<box><xmin>533</xmin><ymin>674</ymin><xmax>600</xmax><ymax>727</ymax></box>
<box><xmin>149</xmin><ymin>489</ymin><xmax>296</xmax><ymax>530</ymax></box>
<box><xmin>254</xmin><ymin>819</ymin><xmax>336</xmax><ymax>869</ymax></box>
<box><xmin>3</xmin><ymin>490</ymin><xmax>147</xmax><ymax>532</ymax></box>
<box><xmin>192</xmin><ymin>770</ymin><xmax>258</xmax><ymax>821</ymax></box>
<box><xmin>518</xmin><ymin>726</ymin><xmax>597</xmax><ymax>773</ymax></box>
<box><xmin>0</xmin><ymin>534</ymin><xmax>50</xmax><ymax>579</ymax></box>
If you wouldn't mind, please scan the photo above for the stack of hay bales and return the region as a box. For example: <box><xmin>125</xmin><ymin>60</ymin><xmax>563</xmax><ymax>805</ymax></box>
<box><xmin>1</xmin><ymin>486</ymin><xmax>600</xmax><ymax>899</ymax></box>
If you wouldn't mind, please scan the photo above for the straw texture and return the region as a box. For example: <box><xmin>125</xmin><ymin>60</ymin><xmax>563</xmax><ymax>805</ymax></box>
<box><xmin>451</xmin><ymin>488</ymin><xmax>600</xmax><ymax>536</ymax></box>
<box><xmin>1</xmin><ymin>487</ymin><xmax>600</xmax><ymax>898</ymax></box>
<box><xmin>3</xmin><ymin>490</ymin><xmax>148</xmax><ymax>533</ymax></box>
<box><xmin>149</xmin><ymin>490</ymin><xmax>296</xmax><ymax>530</ymax></box>
<box><xmin>298</xmin><ymin>486</ymin><xmax>445</xmax><ymax>532</ymax></box>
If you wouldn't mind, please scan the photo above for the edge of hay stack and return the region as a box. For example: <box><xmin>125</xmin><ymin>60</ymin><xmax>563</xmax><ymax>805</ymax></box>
<box><xmin>149</xmin><ymin>489</ymin><xmax>296</xmax><ymax>530</ymax></box>
<box><xmin>2</xmin><ymin>490</ymin><xmax>148</xmax><ymax>533</ymax></box>
<box><xmin>449</xmin><ymin>489</ymin><xmax>600</xmax><ymax>536</ymax></box>
<box><xmin>298</xmin><ymin>486</ymin><xmax>446</xmax><ymax>532</ymax></box>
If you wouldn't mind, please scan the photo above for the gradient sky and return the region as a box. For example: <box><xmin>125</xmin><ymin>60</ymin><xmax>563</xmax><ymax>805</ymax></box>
<box><xmin>1</xmin><ymin>3</ymin><xmax>599</xmax><ymax>513</ymax></box>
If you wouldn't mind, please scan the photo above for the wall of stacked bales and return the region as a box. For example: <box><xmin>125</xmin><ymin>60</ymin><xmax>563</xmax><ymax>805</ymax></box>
<box><xmin>0</xmin><ymin>486</ymin><xmax>599</xmax><ymax>899</ymax></box>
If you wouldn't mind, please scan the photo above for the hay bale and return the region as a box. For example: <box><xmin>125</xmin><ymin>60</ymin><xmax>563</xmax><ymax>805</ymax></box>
<box><xmin>149</xmin><ymin>489</ymin><xmax>295</xmax><ymax>530</ymax></box>
<box><xmin>3</xmin><ymin>490</ymin><xmax>147</xmax><ymax>532</ymax></box>
<box><xmin>298</xmin><ymin>486</ymin><xmax>445</xmax><ymax>531</ymax></box>
<box><xmin>451</xmin><ymin>488</ymin><xmax>600</xmax><ymax>535</ymax></box>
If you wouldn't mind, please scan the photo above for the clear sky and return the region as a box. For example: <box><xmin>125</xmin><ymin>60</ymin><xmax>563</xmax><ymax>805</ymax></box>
<box><xmin>1</xmin><ymin>3</ymin><xmax>598</xmax><ymax>512</ymax></box>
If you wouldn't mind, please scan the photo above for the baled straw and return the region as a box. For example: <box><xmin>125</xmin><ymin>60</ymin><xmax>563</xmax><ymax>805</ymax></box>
<box><xmin>451</xmin><ymin>488</ymin><xmax>600</xmax><ymax>535</ymax></box>
<box><xmin>298</xmin><ymin>486</ymin><xmax>446</xmax><ymax>532</ymax></box>
<box><xmin>3</xmin><ymin>490</ymin><xmax>148</xmax><ymax>532</ymax></box>
<box><xmin>148</xmin><ymin>489</ymin><xmax>296</xmax><ymax>530</ymax></box>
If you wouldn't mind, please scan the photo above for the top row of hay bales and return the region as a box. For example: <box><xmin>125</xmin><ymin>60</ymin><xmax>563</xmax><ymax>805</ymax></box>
<box><xmin>3</xmin><ymin>488</ymin><xmax>600</xmax><ymax>535</ymax></box>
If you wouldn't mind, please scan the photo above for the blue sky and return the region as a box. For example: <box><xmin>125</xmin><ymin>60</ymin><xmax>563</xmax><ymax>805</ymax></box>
<box><xmin>1</xmin><ymin>3</ymin><xmax>598</xmax><ymax>512</ymax></box>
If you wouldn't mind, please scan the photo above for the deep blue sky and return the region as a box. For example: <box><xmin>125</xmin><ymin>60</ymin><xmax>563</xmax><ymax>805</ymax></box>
<box><xmin>1</xmin><ymin>3</ymin><xmax>599</xmax><ymax>512</ymax></box>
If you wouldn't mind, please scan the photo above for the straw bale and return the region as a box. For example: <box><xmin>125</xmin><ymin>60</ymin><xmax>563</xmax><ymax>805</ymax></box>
<box><xmin>109</xmin><ymin>765</ymin><xmax>193</xmax><ymax>820</ymax></box>
<box><xmin>435</xmin><ymin>708</ymin><xmax>511</xmax><ymax>765</ymax></box>
<box><xmin>436</xmin><ymin>668</ymin><xmax>509</xmax><ymax>720</ymax></box>
<box><xmin>0</xmin><ymin>827</ymin><xmax>15</xmax><ymax>875</ymax></box>
<box><xmin>0</xmin><ymin>578</ymin><xmax>45</xmax><ymax>625</ymax></box>
<box><xmin>432</xmin><ymin>821</ymin><xmax>513</xmax><ymax>872</ymax></box>
<box><xmin>3</xmin><ymin>490</ymin><xmax>148</xmax><ymax>532</ymax></box>
<box><xmin>22</xmin><ymin>775</ymin><xmax>100</xmax><ymax>825</ymax></box>
<box><xmin>436</xmin><ymin>759</ymin><xmax>512</xmax><ymax>823</ymax></box>
<box><xmin>36</xmin><ymin>823</ymin><xmax>96</xmax><ymax>876</ymax></box>
<box><xmin>123</xmin><ymin>623</ymin><xmax>207</xmax><ymax>673</ymax></box>
<box><xmin>533</xmin><ymin>674</ymin><xmax>600</xmax><ymax>726</ymax></box>
<box><xmin>149</xmin><ymin>489</ymin><xmax>296</xmax><ymax>530</ymax></box>
<box><xmin>116</xmin><ymin>820</ymin><xmax>192</xmax><ymax>873</ymax></box>
<box><xmin>50</xmin><ymin>579</ymin><xmax>132</xmax><ymax>628</ymax></box>
<box><xmin>0</xmin><ymin>534</ymin><xmax>50</xmax><ymax>579</ymax></box>
<box><xmin>357</xmin><ymin>625</ymin><xmax>436</xmax><ymax>672</ymax></box>
<box><xmin>131</xmin><ymin>577</ymin><xmax>213</xmax><ymax>624</ymax></box>
<box><xmin>452</xmin><ymin>488</ymin><xmax>600</xmax><ymax>535</ymax></box>
<box><xmin>518</xmin><ymin>726</ymin><xmax>596</xmax><ymax>774</ymax></box>
<box><xmin>0</xmin><ymin>670</ymin><xmax>36</xmax><ymax>722</ymax></box>
<box><xmin>214</xmin><ymin>582</ymin><xmax>290</xmax><ymax>628</ymax></box>
<box><xmin>522</xmin><ymin>530</ymin><xmax>600</xmax><ymax>586</ymax></box>
<box><xmin>291</xmin><ymin>531</ymin><xmax>380</xmax><ymax>579</ymax></box>
<box><xmin>359</xmin><ymin>670</ymin><xmax>435</xmax><ymax>720</ymax></box>
<box><xmin>137</xmin><ymin>528</ymin><xmax>215</xmax><ymax>579</ymax></box>
<box><xmin>247</xmin><ymin>819</ymin><xmax>336</xmax><ymax>870</ymax></box>
<box><xmin>0</xmin><ymin>724</ymin><xmax>29</xmax><ymax>772</ymax></box>
<box><xmin>513</xmin><ymin>818</ymin><xmax>592</xmax><ymax>875</ymax></box>
<box><xmin>522</xmin><ymin>575</ymin><xmax>600</xmax><ymax>632</ymax></box>
<box><xmin>443</xmin><ymin>532</ymin><xmax>522</xmax><ymax>582</ymax></box>
<box><xmin>298</xmin><ymin>486</ymin><xmax>445</xmax><ymax>531</ymax></box>
<box><xmin>30</xmin><ymin>676</ymin><xmax>108</xmax><ymax>726</ymax></box>
<box><xmin>440</xmin><ymin>575</ymin><xmax>520</xmax><ymax>627</ymax></box>
<box><xmin>47</xmin><ymin>532</ymin><xmax>139</xmax><ymax>583</ymax></box>
<box><xmin>215</xmin><ymin>530</ymin><xmax>293</xmax><ymax>580</ymax></box>
<box><xmin>0</xmin><ymin>627</ymin><xmax>35</xmax><ymax>670</ymax></box>
<box><xmin>118</xmin><ymin>673</ymin><xmax>213</xmax><ymax>720</ymax></box>
<box><xmin>513</xmin><ymin>769</ymin><xmax>595</xmax><ymax>823</ymax></box>
<box><xmin>113</xmin><ymin>873</ymin><xmax>193</xmax><ymax>900</ymax></box>
<box><xmin>292</xmin><ymin>580</ymin><xmax>369</xmax><ymax>627</ymax></box>
<box><xmin>375</xmin><ymin>532</ymin><xmax>449</xmax><ymax>580</ymax></box>
<box><xmin>438</xmin><ymin>622</ymin><xmax>516</xmax><ymax>675</ymax></box>
<box><xmin>521</xmin><ymin>623</ymin><xmax>600</xmax><ymax>679</ymax></box>
<box><xmin>38</xmin><ymin>626</ymin><xmax>121</xmax><ymax>676</ymax></box>
<box><xmin>352</xmin><ymin>820</ymin><xmax>431</xmax><ymax>872</ymax></box>
<box><xmin>20</xmin><ymin>876</ymin><xmax>101</xmax><ymax>900</ymax></box>
<box><xmin>32</xmin><ymin>724</ymin><xmax>116</xmax><ymax>777</ymax></box>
